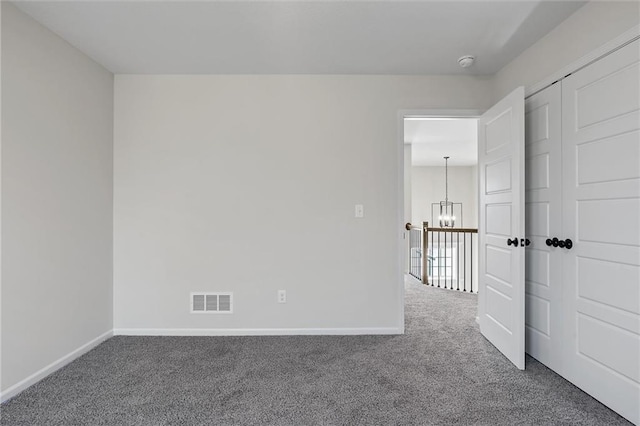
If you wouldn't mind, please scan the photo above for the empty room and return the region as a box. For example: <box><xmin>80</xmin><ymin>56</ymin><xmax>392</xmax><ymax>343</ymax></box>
<box><xmin>1</xmin><ymin>1</ymin><xmax>639</xmax><ymax>424</ymax></box>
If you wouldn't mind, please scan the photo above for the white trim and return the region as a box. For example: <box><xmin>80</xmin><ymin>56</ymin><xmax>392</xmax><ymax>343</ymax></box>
<box><xmin>114</xmin><ymin>327</ymin><xmax>402</xmax><ymax>336</ymax></box>
<box><xmin>526</xmin><ymin>25</ymin><xmax>640</xmax><ymax>98</ymax></box>
<box><xmin>0</xmin><ymin>3</ymin><xmax>3</xmax><ymax>410</ymax></box>
<box><xmin>397</xmin><ymin>110</ymin><xmax>406</xmax><ymax>334</ymax></box>
<box><xmin>401</xmin><ymin>109</ymin><xmax>484</xmax><ymax>120</ymax></box>
<box><xmin>0</xmin><ymin>330</ymin><xmax>113</xmax><ymax>403</ymax></box>
<box><xmin>405</xmin><ymin>273</ymin><xmax>423</xmax><ymax>286</ymax></box>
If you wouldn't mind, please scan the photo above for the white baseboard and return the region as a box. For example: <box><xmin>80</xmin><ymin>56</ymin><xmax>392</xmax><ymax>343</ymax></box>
<box><xmin>405</xmin><ymin>273</ymin><xmax>423</xmax><ymax>285</ymax></box>
<box><xmin>113</xmin><ymin>327</ymin><xmax>402</xmax><ymax>336</ymax></box>
<box><xmin>0</xmin><ymin>329</ymin><xmax>113</xmax><ymax>403</ymax></box>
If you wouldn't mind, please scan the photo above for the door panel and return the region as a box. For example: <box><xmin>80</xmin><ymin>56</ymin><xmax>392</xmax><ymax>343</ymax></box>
<box><xmin>486</xmin><ymin>246</ymin><xmax>512</xmax><ymax>284</ymax></box>
<box><xmin>478</xmin><ymin>87</ymin><xmax>525</xmax><ymax>370</ymax></box>
<box><xmin>486</xmin><ymin>204</ymin><xmax>511</xmax><ymax>235</ymax></box>
<box><xmin>485</xmin><ymin>159</ymin><xmax>512</xmax><ymax>193</ymax></box>
<box><xmin>576</xmin><ymin>131</ymin><xmax>639</xmax><ymax>184</ymax></box>
<box><xmin>525</xmin><ymin>154</ymin><xmax>549</xmax><ymax>190</ymax></box>
<box><xmin>525</xmin><ymin>249</ymin><xmax>549</xmax><ymax>287</ymax></box>
<box><xmin>574</xmin><ymin>61</ymin><xmax>639</xmax><ymax>128</ymax></box>
<box><xmin>562</xmin><ymin>39</ymin><xmax>640</xmax><ymax>425</ymax></box>
<box><xmin>525</xmin><ymin>293</ymin><xmax>550</xmax><ymax>334</ymax></box>
<box><xmin>577</xmin><ymin>198</ymin><xmax>639</xmax><ymax>245</ymax></box>
<box><xmin>524</xmin><ymin>83</ymin><xmax>563</xmax><ymax>373</ymax></box>
<box><xmin>577</xmin><ymin>257</ymin><xmax>639</xmax><ymax>315</ymax></box>
<box><xmin>525</xmin><ymin>202</ymin><xmax>549</xmax><ymax>237</ymax></box>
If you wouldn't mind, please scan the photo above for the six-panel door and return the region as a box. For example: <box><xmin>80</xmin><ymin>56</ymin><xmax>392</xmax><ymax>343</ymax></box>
<box><xmin>478</xmin><ymin>87</ymin><xmax>526</xmax><ymax>370</ymax></box>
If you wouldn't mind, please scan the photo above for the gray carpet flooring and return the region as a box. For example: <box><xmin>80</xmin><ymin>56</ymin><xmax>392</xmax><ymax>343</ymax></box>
<box><xmin>0</xmin><ymin>280</ymin><xmax>631</xmax><ymax>425</ymax></box>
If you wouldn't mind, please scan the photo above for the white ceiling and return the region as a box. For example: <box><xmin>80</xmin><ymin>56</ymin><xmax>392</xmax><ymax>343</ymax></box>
<box><xmin>405</xmin><ymin>118</ymin><xmax>478</xmax><ymax>166</ymax></box>
<box><xmin>13</xmin><ymin>1</ymin><xmax>585</xmax><ymax>75</ymax></box>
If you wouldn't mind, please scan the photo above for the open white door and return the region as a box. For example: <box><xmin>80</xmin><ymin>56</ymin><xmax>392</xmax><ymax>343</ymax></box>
<box><xmin>478</xmin><ymin>87</ymin><xmax>526</xmax><ymax>370</ymax></box>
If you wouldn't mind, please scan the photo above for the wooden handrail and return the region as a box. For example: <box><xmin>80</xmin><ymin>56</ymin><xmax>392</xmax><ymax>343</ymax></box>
<box><xmin>426</xmin><ymin>227</ymin><xmax>478</xmax><ymax>233</ymax></box>
<box><xmin>408</xmin><ymin>222</ymin><xmax>477</xmax><ymax>233</ymax></box>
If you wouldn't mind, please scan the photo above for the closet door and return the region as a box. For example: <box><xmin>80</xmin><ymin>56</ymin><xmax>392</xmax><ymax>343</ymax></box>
<box><xmin>562</xmin><ymin>39</ymin><xmax>640</xmax><ymax>425</ymax></box>
<box><xmin>524</xmin><ymin>83</ymin><xmax>563</xmax><ymax>373</ymax></box>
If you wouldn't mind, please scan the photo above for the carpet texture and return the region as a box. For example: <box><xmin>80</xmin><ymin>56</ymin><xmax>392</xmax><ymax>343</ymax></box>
<box><xmin>0</xmin><ymin>281</ymin><xmax>630</xmax><ymax>425</ymax></box>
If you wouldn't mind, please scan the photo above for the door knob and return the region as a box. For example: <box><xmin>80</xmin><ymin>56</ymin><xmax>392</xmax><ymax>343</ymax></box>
<box><xmin>521</xmin><ymin>238</ymin><xmax>531</xmax><ymax>247</ymax></box>
<box><xmin>545</xmin><ymin>237</ymin><xmax>560</xmax><ymax>247</ymax></box>
<box><xmin>507</xmin><ymin>238</ymin><xmax>519</xmax><ymax>247</ymax></box>
<box><xmin>545</xmin><ymin>237</ymin><xmax>571</xmax><ymax>249</ymax></box>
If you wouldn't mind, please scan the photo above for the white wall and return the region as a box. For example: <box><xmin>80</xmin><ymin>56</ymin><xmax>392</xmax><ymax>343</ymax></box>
<box><xmin>492</xmin><ymin>1</ymin><xmax>640</xmax><ymax>101</ymax></box>
<box><xmin>411</xmin><ymin>166</ymin><xmax>478</xmax><ymax>229</ymax></box>
<box><xmin>113</xmin><ymin>75</ymin><xmax>492</xmax><ymax>333</ymax></box>
<box><xmin>1</xmin><ymin>3</ymin><xmax>114</xmax><ymax>396</ymax></box>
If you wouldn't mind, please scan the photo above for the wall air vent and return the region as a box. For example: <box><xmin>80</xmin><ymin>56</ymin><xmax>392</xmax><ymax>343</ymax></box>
<box><xmin>191</xmin><ymin>293</ymin><xmax>233</xmax><ymax>314</ymax></box>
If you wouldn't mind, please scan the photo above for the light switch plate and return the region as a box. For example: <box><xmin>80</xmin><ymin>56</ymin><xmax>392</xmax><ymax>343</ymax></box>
<box><xmin>355</xmin><ymin>204</ymin><xmax>364</xmax><ymax>218</ymax></box>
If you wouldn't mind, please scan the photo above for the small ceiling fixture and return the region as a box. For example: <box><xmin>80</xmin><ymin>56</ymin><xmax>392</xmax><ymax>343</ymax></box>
<box><xmin>458</xmin><ymin>55</ymin><xmax>475</xmax><ymax>68</ymax></box>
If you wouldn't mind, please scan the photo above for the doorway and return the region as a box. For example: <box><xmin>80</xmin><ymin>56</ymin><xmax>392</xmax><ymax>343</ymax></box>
<box><xmin>404</xmin><ymin>116</ymin><xmax>479</xmax><ymax>292</ymax></box>
<box><xmin>402</xmin><ymin>113</ymin><xmax>478</xmax><ymax>293</ymax></box>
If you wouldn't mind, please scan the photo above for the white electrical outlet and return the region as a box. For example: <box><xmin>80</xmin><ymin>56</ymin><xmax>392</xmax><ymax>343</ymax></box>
<box><xmin>278</xmin><ymin>290</ymin><xmax>286</xmax><ymax>303</ymax></box>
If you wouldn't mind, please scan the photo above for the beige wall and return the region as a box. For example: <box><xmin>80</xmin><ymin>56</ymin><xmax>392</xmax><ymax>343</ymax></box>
<box><xmin>492</xmin><ymin>1</ymin><xmax>639</xmax><ymax>101</ymax></box>
<box><xmin>1</xmin><ymin>3</ymin><xmax>114</xmax><ymax>395</ymax></box>
<box><xmin>113</xmin><ymin>75</ymin><xmax>492</xmax><ymax>333</ymax></box>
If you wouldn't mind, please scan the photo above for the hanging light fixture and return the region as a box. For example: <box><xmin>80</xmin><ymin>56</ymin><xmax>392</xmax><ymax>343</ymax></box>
<box><xmin>438</xmin><ymin>156</ymin><xmax>455</xmax><ymax>227</ymax></box>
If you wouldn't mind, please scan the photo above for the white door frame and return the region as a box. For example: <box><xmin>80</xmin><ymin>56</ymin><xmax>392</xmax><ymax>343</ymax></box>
<box><xmin>396</xmin><ymin>109</ymin><xmax>483</xmax><ymax>333</ymax></box>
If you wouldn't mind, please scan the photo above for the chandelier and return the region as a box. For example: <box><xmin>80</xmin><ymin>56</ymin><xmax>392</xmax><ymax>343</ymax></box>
<box><xmin>431</xmin><ymin>156</ymin><xmax>462</xmax><ymax>228</ymax></box>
